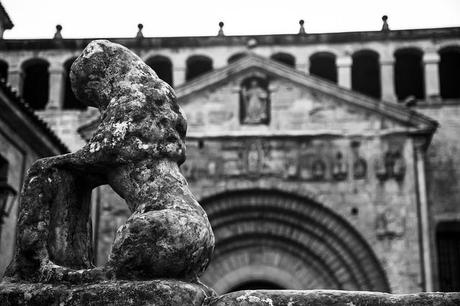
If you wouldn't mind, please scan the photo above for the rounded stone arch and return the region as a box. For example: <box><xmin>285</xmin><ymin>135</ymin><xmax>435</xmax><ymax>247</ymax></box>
<box><xmin>351</xmin><ymin>49</ymin><xmax>381</xmax><ymax>99</ymax></box>
<box><xmin>227</xmin><ymin>52</ymin><xmax>247</xmax><ymax>64</ymax></box>
<box><xmin>63</xmin><ymin>57</ymin><xmax>87</xmax><ymax>110</ymax></box>
<box><xmin>21</xmin><ymin>57</ymin><xmax>50</xmax><ymax>110</ymax></box>
<box><xmin>438</xmin><ymin>45</ymin><xmax>460</xmax><ymax>99</ymax></box>
<box><xmin>309</xmin><ymin>51</ymin><xmax>337</xmax><ymax>83</ymax></box>
<box><xmin>394</xmin><ymin>47</ymin><xmax>425</xmax><ymax>101</ymax></box>
<box><xmin>270</xmin><ymin>52</ymin><xmax>296</xmax><ymax>68</ymax></box>
<box><xmin>0</xmin><ymin>59</ymin><xmax>8</xmax><ymax>82</ymax></box>
<box><xmin>144</xmin><ymin>55</ymin><xmax>173</xmax><ymax>86</ymax></box>
<box><xmin>185</xmin><ymin>54</ymin><xmax>213</xmax><ymax>81</ymax></box>
<box><xmin>200</xmin><ymin>189</ymin><xmax>390</xmax><ymax>294</ymax></box>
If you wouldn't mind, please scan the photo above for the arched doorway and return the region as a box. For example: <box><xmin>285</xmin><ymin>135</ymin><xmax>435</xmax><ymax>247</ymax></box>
<box><xmin>200</xmin><ymin>189</ymin><xmax>390</xmax><ymax>294</ymax></box>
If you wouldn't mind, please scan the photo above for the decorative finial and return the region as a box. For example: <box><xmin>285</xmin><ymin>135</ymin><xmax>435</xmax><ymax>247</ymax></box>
<box><xmin>247</xmin><ymin>38</ymin><xmax>257</xmax><ymax>50</ymax></box>
<box><xmin>218</xmin><ymin>21</ymin><xmax>224</xmax><ymax>36</ymax></box>
<box><xmin>53</xmin><ymin>24</ymin><xmax>62</xmax><ymax>39</ymax></box>
<box><xmin>136</xmin><ymin>23</ymin><xmax>144</xmax><ymax>39</ymax></box>
<box><xmin>381</xmin><ymin>15</ymin><xmax>390</xmax><ymax>32</ymax></box>
<box><xmin>299</xmin><ymin>19</ymin><xmax>306</xmax><ymax>35</ymax></box>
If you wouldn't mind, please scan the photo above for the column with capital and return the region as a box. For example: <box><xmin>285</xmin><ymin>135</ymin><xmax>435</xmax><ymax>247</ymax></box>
<box><xmin>423</xmin><ymin>52</ymin><xmax>440</xmax><ymax>102</ymax></box>
<box><xmin>380</xmin><ymin>58</ymin><xmax>397</xmax><ymax>102</ymax></box>
<box><xmin>7</xmin><ymin>63</ymin><xmax>23</xmax><ymax>94</ymax></box>
<box><xmin>47</xmin><ymin>62</ymin><xmax>65</xmax><ymax>109</ymax></box>
<box><xmin>173</xmin><ymin>67</ymin><xmax>186</xmax><ymax>87</ymax></box>
<box><xmin>337</xmin><ymin>55</ymin><xmax>352</xmax><ymax>89</ymax></box>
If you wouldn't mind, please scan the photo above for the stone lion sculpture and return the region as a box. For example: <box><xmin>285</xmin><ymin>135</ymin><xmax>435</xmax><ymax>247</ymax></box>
<box><xmin>5</xmin><ymin>40</ymin><xmax>215</xmax><ymax>284</ymax></box>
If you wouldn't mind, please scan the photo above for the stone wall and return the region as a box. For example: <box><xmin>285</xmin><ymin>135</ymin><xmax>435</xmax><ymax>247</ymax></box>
<box><xmin>417</xmin><ymin>103</ymin><xmax>460</xmax><ymax>290</ymax></box>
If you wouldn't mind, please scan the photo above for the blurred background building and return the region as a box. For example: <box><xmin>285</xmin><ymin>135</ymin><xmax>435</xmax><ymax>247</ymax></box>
<box><xmin>0</xmin><ymin>2</ymin><xmax>459</xmax><ymax>294</ymax></box>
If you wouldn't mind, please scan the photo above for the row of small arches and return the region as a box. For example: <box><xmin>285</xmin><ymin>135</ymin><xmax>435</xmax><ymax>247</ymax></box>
<box><xmin>0</xmin><ymin>46</ymin><xmax>459</xmax><ymax>111</ymax></box>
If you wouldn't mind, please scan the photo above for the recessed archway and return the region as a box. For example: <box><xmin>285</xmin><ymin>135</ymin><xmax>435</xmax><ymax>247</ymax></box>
<box><xmin>309</xmin><ymin>52</ymin><xmax>337</xmax><ymax>83</ymax></box>
<box><xmin>352</xmin><ymin>50</ymin><xmax>381</xmax><ymax>99</ymax></box>
<box><xmin>439</xmin><ymin>46</ymin><xmax>460</xmax><ymax>99</ymax></box>
<box><xmin>200</xmin><ymin>189</ymin><xmax>390</xmax><ymax>294</ymax></box>
<box><xmin>22</xmin><ymin>58</ymin><xmax>50</xmax><ymax>110</ymax></box>
<box><xmin>63</xmin><ymin>57</ymin><xmax>87</xmax><ymax>110</ymax></box>
<box><xmin>186</xmin><ymin>55</ymin><xmax>213</xmax><ymax>81</ymax></box>
<box><xmin>270</xmin><ymin>52</ymin><xmax>296</xmax><ymax>68</ymax></box>
<box><xmin>394</xmin><ymin>48</ymin><xmax>424</xmax><ymax>101</ymax></box>
<box><xmin>145</xmin><ymin>55</ymin><xmax>173</xmax><ymax>86</ymax></box>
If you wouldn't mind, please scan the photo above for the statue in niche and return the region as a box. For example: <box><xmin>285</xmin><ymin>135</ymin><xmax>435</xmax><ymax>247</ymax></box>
<box><xmin>312</xmin><ymin>158</ymin><xmax>326</xmax><ymax>180</ymax></box>
<box><xmin>350</xmin><ymin>141</ymin><xmax>367</xmax><ymax>179</ymax></box>
<box><xmin>332</xmin><ymin>152</ymin><xmax>348</xmax><ymax>181</ymax></box>
<box><xmin>4</xmin><ymin>40</ymin><xmax>215</xmax><ymax>288</ymax></box>
<box><xmin>240</xmin><ymin>77</ymin><xmax>270</xmax><ymax>124</ymax></box>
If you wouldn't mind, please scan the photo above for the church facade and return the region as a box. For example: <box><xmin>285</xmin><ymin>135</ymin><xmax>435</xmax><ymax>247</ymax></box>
<box><xmin>0</xmin><ymin>5</ymin><xmax>459</xmax><ymax>293</ymax></box>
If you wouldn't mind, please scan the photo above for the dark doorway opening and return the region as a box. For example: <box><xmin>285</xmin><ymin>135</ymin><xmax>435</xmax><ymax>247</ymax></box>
<box><xmin>145</xmin><ymin>55</ymin><xmax>173</xmax><ymax>86</ymax></box>
<box><xmin>309</xmin><ymin>52</ymin><xmax>337</xmax><ymax>83</ymax></box>
<box><xmin>63</xmin><ymin>58</ymin><xmax>87</xmax><ymax>110</ymax></box>
<box><xmin>352</xmin><ymin>50</ymin><xmax>381</xmax><ymax>99</ymax></box>
<box><xmin>186</xmin><ymin>55</ymin><xmax>213</xmax><ymax>81</ymax></box>
<box><xmin>270</xmin><ymin>52</ymin><xmax>296</xmax><ymax>68</ymax></box>
<box><xmin>22</xmin><ymin>59</ymin><xmax>50</xmax><ymax>110</ymax></box>
<box><xmin>0</xmin><ymin>60</ymin><xmax>8</xmax><ymax>82</ymax></box>
<box><xmin>228</xmin><ymin>53</ymin><xmax>247</xmax><ymax>64</ymax></box>
<box><xmin>439</xmin><ymin>47</ymin><xmax>460</xmax><ymax>99</ymax></box>
<box><xmin>394</xmin><ymin>48</ymin><xmax>424</xmax><ymax>101</ymax></box>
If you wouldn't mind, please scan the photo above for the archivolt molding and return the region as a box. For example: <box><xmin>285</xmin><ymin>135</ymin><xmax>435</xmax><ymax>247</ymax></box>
<box><xmin>201</xmin><ymin>189</ymin><xmax>390</xmax><ymax>292</ymax></box>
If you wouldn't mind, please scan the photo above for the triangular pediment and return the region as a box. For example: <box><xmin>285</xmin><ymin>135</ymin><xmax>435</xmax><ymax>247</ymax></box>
<box><xmin>175</xmin><ymin>53</ymin><xmax>437</xmax><ymax>137</ymax></box>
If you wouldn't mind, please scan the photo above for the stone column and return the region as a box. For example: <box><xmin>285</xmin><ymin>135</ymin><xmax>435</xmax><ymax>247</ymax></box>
<box><xmin>423</xmin><ymin>52</ymin><xmax>440</xmax><ymax>101</ymax></box>
<box><xmin>173</xmin><ymin>67</ymin><xmax>186</xmax><ymax>87</ymax></box>
<box><xmin>337</xmin><ymin>55</ymin><xmax>352</xmax><ymax>89</ymax></box>
<box><xmin>380</xmin><ymin>58</ymin><xmax>397</xmax><ymax>102</ymax></box>
<box><xmin>414</xmin><ymin>139</ymin><xmax>433</xmax><ymax>292</ymax></box>
<box><xmin>7</xmin><ymin>64</ymin><xmax>23</xmax><ymax>93</ymax></box>
<box><xmin>47</xmin><ymin>63</ymin><xmax>65</xmax><ymax>109</ymax></box>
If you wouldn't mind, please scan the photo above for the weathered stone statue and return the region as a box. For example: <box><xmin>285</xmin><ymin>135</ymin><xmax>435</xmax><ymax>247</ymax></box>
<box><xmin>1</xmin><ymin>40</ymin><xmax>215</xmax><ymax>305</ymax></box>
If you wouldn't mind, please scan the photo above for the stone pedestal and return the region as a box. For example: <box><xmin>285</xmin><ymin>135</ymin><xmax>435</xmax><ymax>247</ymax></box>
<box><xmin>0</xmin><ymin>279</ymin><xmax>214</xmax><ymax>306</ymax></box>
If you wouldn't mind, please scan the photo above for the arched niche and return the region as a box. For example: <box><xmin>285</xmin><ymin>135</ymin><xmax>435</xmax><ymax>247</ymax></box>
<box><xmin>352</xmin><ymin>50</ymin><xmax>381</xmax><ymax>99</ymax></box>
<box><xmin>22</xmin><ymin>58</ymin><xmax>50</xmax><ymax>110</ymax></box>
<box><xmin>394</xmin><ymin>48</ymin><xmax>424</xmax><ymax>101</ymax></box>
<box><xmin>439</xmin><ymin>46</ymin><xmax>460</xmax><ymax>99</ymax></box>
<box><xmin>145</xmin><ymin>55</ymin><xmax>173</xmax><ymax>86</ymax></box>
<box><xmin>63</xmin><ymin>57</ymin><xmax>87</xmax><ymax>110</ymax></box>
<box><xmin>0</xmin><ymin>59</ymin><xmax>8</xmax><ymax>82</ymax></box>
<box><xmin>309</xmin><ymin>52</ymin><xmax>337</xmax><ymax>83</ymax></box>
<box><xmin>270</xmin><ymin>52</ymin><xmax>296</xmax><ymax>68</ymax></box>
<box><xmin>185</xmin><ymin>55</ymin><xmax>213</xmax><ymax>81</ymax></box>
<box><xmin>200</xmin><ymin>189</ymin><xmax>390</xmax><ymax>294</ymax></box>
<box><xmin>228</xmin><ymin>52</ymin><xmax>247</xmax><ymax>64</ymax></box>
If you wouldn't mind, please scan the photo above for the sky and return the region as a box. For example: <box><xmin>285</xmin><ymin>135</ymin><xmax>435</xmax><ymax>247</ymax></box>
<box><xmin>2</xmin><ymin>0</ymin><xmax>460</xmax><ymax>39</ymax></box>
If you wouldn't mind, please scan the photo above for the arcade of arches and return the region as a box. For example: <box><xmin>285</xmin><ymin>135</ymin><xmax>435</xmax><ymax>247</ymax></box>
<box><xmin>199</xmin><ymin>189</ymin><xmax>390</xmax><ymax>294</ymax></box>
<box><xmin>4</xmin><ymin>46</ymin><xmax>460</xmax><ymax>111</ymax></box>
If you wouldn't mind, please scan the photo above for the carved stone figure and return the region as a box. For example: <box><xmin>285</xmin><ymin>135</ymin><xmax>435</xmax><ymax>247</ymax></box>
<box><xmin>240</xmin><ymin>77</ymin><xmax>269</xmax><ymax>124</ymax></box>
<box><xmin>4</xmin><ymin>40</ymin><xmax>215</xmax><ymax>284</ymax></box>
